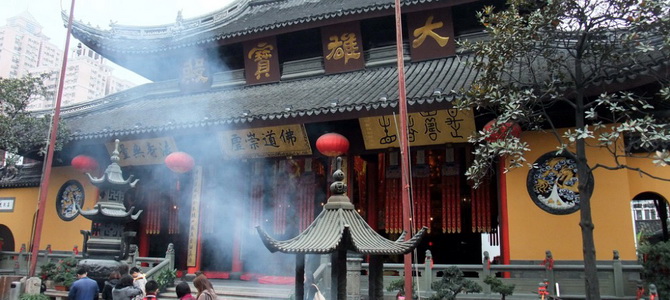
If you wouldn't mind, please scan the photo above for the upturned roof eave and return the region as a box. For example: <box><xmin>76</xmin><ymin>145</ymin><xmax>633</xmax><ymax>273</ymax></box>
<box><xmin>65</xmin><ymin>0</ymin><xmax>449</xmax><ymax>55</ymax></box>
<box><xmin>256</xmin><ymin>207</ymin><xmax>426</xmax><ymax>255</ymax></box>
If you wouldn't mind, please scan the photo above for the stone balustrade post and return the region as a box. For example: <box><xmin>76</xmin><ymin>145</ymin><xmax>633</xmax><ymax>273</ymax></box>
<box><xmin>482</xmin><ymin>251</ymin><xmax>491</xmax><ymax>295</ymax></box>
<box><xmin>424</xmin><ymin>250</ymin><xmax>433</xmax><ymax>292</ymax></box>
<box><xmin>16</xmin><ymin>243</ymin><xmax>26</xmax><ymax>273</ymax></box>
<box><xmin>612</xmin><ymin>250</ymin><xmax>624</xmax><ymax>297</ymax></box>
<box><xmin>45</xmin><ymin>244</ymin><xmax>51</xmax><ymax>264</ymax></box>
<box><xmin>166</xmin><ymin>243</ymin><xmax>175</xmax><ymax>271</ymax></box>
<box><xmin>543</xmin><ymin>250</ymin><xmax>555</xmax><ymax>296</ymax></box>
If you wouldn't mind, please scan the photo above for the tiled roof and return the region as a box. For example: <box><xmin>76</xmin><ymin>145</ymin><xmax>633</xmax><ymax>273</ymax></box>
<box><xmin>62</xmin><ymin>49</ymin><xmax>477</xmax><ymax>140</ymax></box>
<box><xmin>67</xmin><ymin>0</ymin><xmax>449</xmax><ymax>54</ymax></box>
<box><xmin>257</xmin><ymin>207</ymin><xmax>427</xmax><ymax>255</ymax></box>
<box><xmin>0</xmin><ymin>163</ymin><xmax>42</xmax><ymax>188</ymax></box>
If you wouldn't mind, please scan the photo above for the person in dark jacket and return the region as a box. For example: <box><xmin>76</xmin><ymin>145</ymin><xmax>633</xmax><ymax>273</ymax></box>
<box><xmin>102</xmin><ymin>271</ymin><xmax>121</xmax><ymax>300</ymax></box>
<box><xmin>68</xmin><ymin>267</ymin><xmax>99</xmax><ymax>300</ymax></box>
<box><xmin>112</xmin><ymin>275</ymin><xmax>142</xmax><ymax>300</ymax></box>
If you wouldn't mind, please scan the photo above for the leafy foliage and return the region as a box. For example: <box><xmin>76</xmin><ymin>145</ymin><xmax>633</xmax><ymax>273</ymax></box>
<box><xmin>458</xmin><ymin>0</ymin><xmax>670</xmax><ymax>184</ymax></box>
<box><xmin>639</xmin><ymin>241</ymin><xmax>670</xmax><ymax>298</ymax></box>
<box><xmin>484</xmin><ymin>275</ymin><xmax>515</xmax><ymax>300</ymax></box>
<box><xmin>39</xmin><ymin>261</ymin><xmax>58</xmax><ymax>281</ymax></box>
<box><xmin>457</xmin><ymin>1</ymin><xmax>670</xmax><ymax>299</ymax></box>
<box><xmin>386</xmin><ymin>277</ymin><xmax>416</xmax><ymax>296</ymax></box>
<box><xmin>51</xmin><ymin>257</ymin><xmax>78</xmax><ymax>287</ymax></box>
<box><xmin>0</xmin><ymin>75</ymin><xmax>70</xmax><ymax>156</ymax></box>
<box><xmin>429</xmin><ymin>266</ymin><xmax>482</xmax><ymax>300</ymax></box>
<box><xmin>19</xmin><ymin>293</ymin><xmax>50</xmax><ymax>300</ymax></box>
<box><xmin>154</xmin><ymin>268</ymin><xmax>176</xmax><ymax>290</ymax></box>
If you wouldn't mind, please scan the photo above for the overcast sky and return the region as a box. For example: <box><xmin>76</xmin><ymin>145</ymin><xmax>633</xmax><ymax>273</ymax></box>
<box><xmin>0</xmin><ymin>0</ymin><xmax>235</xmax><ymax>84</ymax></box>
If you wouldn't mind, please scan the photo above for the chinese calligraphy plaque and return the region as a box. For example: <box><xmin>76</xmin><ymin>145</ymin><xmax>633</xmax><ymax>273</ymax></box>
<box><xmin>407</xmin><ymin>8</ymin><xmax>456</xmax><ymax>62</ymax></box>
<box><xmin>187</xmin><ymin>166</ymin><xmax>203</xmax><ymax>266</ymax></box>
<box><xmin>243</xmin><ymin>37</ymin><xmax>281</xmax><ymax>85</ymax></box>
<box><xmin>220</xmin><ymin>124</ymin><xmax>312</xmax><ymax>158</ymax></box>
<box><xmin>321</xmin><ymin>22</ymin><xmax>365</xmax><ymax>74</ymax></box>
<box><xmin>106</xmin><ymin>137</ymin><xmax>178</xmax><ymax>167</ymax></box>
<box><xmin>179</xmin><ymin>57</ymin><xmax>212</xmax><ymax>92</ymax></box>
<box><xmin>358</xmin><ymin>109</ymin><xmax>475</xmax><ymax>150</ymax></box>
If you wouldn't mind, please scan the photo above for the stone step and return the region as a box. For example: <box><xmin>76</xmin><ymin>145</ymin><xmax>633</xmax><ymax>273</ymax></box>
<box><xmin>160</xmin><ymin>281</ymin><xmax>293</xmax><ymax>300</ymax></box>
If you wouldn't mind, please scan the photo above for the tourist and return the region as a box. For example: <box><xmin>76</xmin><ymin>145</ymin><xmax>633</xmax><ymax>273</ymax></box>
<box><xmin>112</xmin><ymin>275</ymin><xmax>142</xmax><ymax>300</ymax></box>
<box><xmin>68</xmin><ymin>267</ymin><xmax>99</xmax><ymax>300</ymax></box>
<box><xmin>142</xmin><ymin>280</ymin><xmax>159</xmax><ymax>300</ymax></box>
<box><xmin>102</xmin><ymin>271</ymin><xmax>121</xmax><ymax>300</ymax></box>
<box><xmin>130</xmin><ymin>267</ymin><xmax>147</xmax><ymax>298</ymax></box>
<box><xmin>175</xmin><ymin>282</ymin><xmax>195</xmax><ymax>300</ymax></box>
<box><xmin>193</xmin><ymin>275</ymin><xmax>217</xmax><ymax>300</ymax></box>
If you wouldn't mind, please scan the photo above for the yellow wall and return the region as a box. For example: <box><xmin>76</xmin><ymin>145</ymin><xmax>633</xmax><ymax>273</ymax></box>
<box><xmin>505</xmin><ymin>130</ymin><xmax>645</xmax><ymax>261</ymax></box>
<box><xmin>0</xmin><ymin>186</ymin><xmax>39</xmax><ymax>252</ymax></box>
<box><xmin>625</xmin><ymin>156</ymin><xmax>670</xmax><ymax>202</ymax></box>
<box><xmin>0</xmin><ymin>166</ymin><xmax>97</xmax><ymax>251</ymax></box>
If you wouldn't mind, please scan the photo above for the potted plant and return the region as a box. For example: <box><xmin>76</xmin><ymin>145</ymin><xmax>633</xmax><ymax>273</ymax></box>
<box><xmin>39</xmin><ymin>261</ymin><xmax>58</xmax><ymax>288</ymax></box>
<box><xmin>154</xmin><ymin>268</ymin><xmax>176</xmax><ymax>293</ymax></box>
<box><xmin>52</xmin><ymin>257</ymin><xmax>78</xmax><ymax>290</ymax></box>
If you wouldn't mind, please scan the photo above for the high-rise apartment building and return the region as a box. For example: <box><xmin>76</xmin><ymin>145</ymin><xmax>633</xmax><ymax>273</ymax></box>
<box><xmin>0</xmin><ymin>11</ymin><xmax>136</xmax><ymax>111</ymax></box>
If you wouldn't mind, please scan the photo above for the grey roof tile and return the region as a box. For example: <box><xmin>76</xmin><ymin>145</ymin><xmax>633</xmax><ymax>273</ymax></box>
<box><xmin>68</xmin><ymin>0</ymin><xmax>450</xmax><ymax>54</ymax></box>
<box><xmin>62</xmin><ymin>55</ymin><xmax>474</xmax><ymax>140</ymax></box>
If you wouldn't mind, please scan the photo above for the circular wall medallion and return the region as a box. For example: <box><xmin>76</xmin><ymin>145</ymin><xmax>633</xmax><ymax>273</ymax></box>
<box><xmin>526</xmin><ymin>151</ymin><xmax>594</xmax><ymax>215</ymax></box>
<box><xmin>56</xmin><ymin>180</ymin><xmax>85</xmax><ymax>221</ymax></box>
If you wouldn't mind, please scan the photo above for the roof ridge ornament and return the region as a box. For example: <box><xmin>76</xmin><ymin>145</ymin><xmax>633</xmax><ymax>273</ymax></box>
<box><xmin>324</xmin><ymin>157</ymin><xmax>354</xmax><ymax>210</ymax></box>
<box><xmin>86</xmin><ymin>139</ymin><xmax>139</xmax><ymax>191</ymax></box>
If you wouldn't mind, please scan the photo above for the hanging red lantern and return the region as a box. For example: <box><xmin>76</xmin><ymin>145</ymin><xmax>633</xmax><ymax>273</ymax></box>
<box><xmin>165</xmin><ymin>152</ymin><xmax>195</xmax><ymax>173</ymax></box>
<box><xmin>483</xmin><ymin>119</ymin><xmax>522</xmax><ymax>142</ymax></box>
<box><xmin>316</xmin><ymin>133</ymin><xmax>349</xmax><ymax>157</ymax></box>
<box><xmin>71</xmin><ymin>155</ymin><xmax>98</xmax><ymax>173</ymax></box>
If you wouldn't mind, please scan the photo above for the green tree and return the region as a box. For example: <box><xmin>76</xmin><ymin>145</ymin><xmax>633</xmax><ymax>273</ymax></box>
<box><xmin>0</xmin><ymin>75</ymin><xmax>70</xmax><ymax>157</ymax></box>
<box><xmin>484</xmin><ymin>275</ymin><xmax>515</xmax><ymax>300</ymax></box>
<box><xmin>457</xmin><ymin>1</ymin><xmax>670</xmax><ymax>299</ymax></box>
<box><xmin>430</xmin><ymin>266</ymin><xmax>482</xmax><ymax>300</ymax></box>
<box><xmin>639</xmin><ymin>241</ymin><xmax>670</xmax><ymax>298</ymax></box>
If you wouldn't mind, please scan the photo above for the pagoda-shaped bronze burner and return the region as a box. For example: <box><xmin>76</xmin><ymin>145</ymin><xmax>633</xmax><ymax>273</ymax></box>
<box><xmin>77</xmin><ymin>139</ymin><xmax>142</xmax><ymax>261</ymax></box>
<box><xmin>257</xmin><ymin>157</ymin><xmax>427</xmax><ymax>300</ymax></box>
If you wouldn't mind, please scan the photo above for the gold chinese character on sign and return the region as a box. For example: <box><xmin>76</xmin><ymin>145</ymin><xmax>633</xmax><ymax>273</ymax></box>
<box><xmin>412</xmin><ymin>15</ymin><xmax>450</xmax><ymax>48</ymax></box>
<box><xmin>326</xmin><ymin>33</ymin><xmax>361</xmax><ymax>64</ymax></box>
<box><xmin>248</xmin><ymin>42</ymin><xmax>274</xmax><ymax>79</ymax></box>
<box><xmin>181</xmin><ymin>58</ymin><xmax>209</xmax><ymax>84</ymax></box>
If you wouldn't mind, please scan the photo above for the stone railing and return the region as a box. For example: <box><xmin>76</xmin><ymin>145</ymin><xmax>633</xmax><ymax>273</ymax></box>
<box><xmin>0</xmin><ymin>243</ymin><xmax>174</xmax><ymax>281</ymax></box>
<box><xmin>311</xmin><ymin>249</ymin><xmax>644</xmax><ymax>299</ymax></box>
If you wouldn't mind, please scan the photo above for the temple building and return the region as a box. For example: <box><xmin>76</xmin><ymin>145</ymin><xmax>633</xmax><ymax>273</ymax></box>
<box><xmin>0</xmin><ymin>0</ymin><xmax>669</xmax><ymax>283</ymax></box>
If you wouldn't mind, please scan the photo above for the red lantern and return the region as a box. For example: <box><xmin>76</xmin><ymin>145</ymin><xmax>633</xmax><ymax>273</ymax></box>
<box><xmin>316</xmin><ymin>133</ymin><xmax>349</xmax><ymax>157</ymax></box>
<box><xmin>483</xmin><ymin>119</ymin><xmax>521</xmax><ymax>142</ymax></box>
<box><xmin>165</xmin><ymin>152</ymin><xmax>195</xmax><ymax>173</ymax></box>
<box><xmin>71</xmin><ymin>155</ymin><xmax>98</xmax><ymax>173</ymax></box>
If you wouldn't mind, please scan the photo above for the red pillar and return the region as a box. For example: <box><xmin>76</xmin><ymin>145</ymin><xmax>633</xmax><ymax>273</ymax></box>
<box><xmin>367</xmin><ymin>161</ymin><xmax>378</xmax><ymax>231</ymax></box>
<box><xmin>138</xmin><ymin>221</ymin><xmax>149</xmax><ymax>258</ymax></box>
<box><xmin>498</xmin><ymin>159</ymin><xmax>511</xmax><ymax>277</ymax></box>
<box><xmin>231</xmin><ymin>231</ymin><xmax>243</xmax><ymax>273</ymax></box>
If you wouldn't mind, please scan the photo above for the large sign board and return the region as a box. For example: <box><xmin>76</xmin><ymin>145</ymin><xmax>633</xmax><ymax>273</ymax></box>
<box><xmin>220</xmin><ymin>124</ymin><xmax>312</xmax><ymax>158</ymax></box>
<box><xmin>105</xmin><ymin>137</ymin><xmax>177</xmax><ymax>166</ymax></box>
<box><xmin>359</xmin><ymin>109</ymin><xmax>475</xmax><ymax>149</ymax></box>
